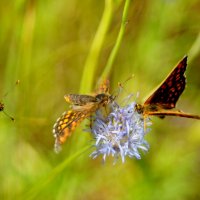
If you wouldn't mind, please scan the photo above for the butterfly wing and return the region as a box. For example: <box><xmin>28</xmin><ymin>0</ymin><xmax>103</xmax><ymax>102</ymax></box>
<box><xmin>64</xmin><ymin>94</ymin><xmax>97</xmax><ymax>106</ymax></box>
<box><xmin>53</xmin><ymin>110</ymin><xmax>92</xmax><ymax>152</ymax></box>
<box><xmin>144</xmin><ymin>56</ymin><xmax>187</xmax><ymax>109</ymax></box>
<box><xmin>147</xmin><ymin>110</ymin><xmax>200</xmax><ymax>120</ymax></box>
<box><xmin>53</xmin><ymin>99</ymin><xmax>100</xmax><ymax>152</ymax></box>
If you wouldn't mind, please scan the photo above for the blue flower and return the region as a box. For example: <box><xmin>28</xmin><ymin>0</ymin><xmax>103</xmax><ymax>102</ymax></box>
<box><xmin>89</xmin><ymin>102</ymin><xmax>151</xmax><ymax>163</ymax></box>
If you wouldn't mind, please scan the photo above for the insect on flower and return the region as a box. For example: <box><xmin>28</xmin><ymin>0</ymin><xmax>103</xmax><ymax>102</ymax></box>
<box><xmin>135</xmin><ymin>56</ymin><xmax>200</xmax><ymax>120</ymax></box>
<box><xmin>53</xmin><ymin>80</ymin><xmax>114</xmax><ymax>152</ymax></box>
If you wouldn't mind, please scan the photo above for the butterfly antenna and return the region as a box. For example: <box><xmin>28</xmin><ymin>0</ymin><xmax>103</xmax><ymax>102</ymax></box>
<box><xmin>2</xmin><ymin>110</ymin><xmax>15</xmax><ymax>121</ymax></box>
<box><xmin>118</xmin><ymin>74</ymin><xmax>134</xmax><ymax>89</ymax></box>
<box><xmin>2</xmin><ymin>79</ymin><xmax>20</xmax><ymax>98</ymax></box>
<box><xmin>112</xmin><ymin>74</ymin><xmax>135</xmax><ymax>99</ymax></box>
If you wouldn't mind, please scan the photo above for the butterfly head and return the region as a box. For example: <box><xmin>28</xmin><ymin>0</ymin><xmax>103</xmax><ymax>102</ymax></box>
<box><xmin>95</xmin><ymin>93</ymin><xmax>109</xmax><ymax>104</ymax></box>
<box><xmin>135</xmin><ymin>103</ymin><xmax>144</xmax><ymax>114</ymax></box>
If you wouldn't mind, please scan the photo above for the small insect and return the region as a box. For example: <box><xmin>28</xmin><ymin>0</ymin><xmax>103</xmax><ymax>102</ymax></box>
<box><xmin>135</xmin><ymin>56</ymin><xmax>200</xmax><ymax>120</ymax></box>
<box><xmin>53</xmin><ymin>80</ymin><xmax>114</xmax><ymax>152</ymax></box>
<box><xmin>0</xmin><ymin>80</ymin><xmax>20</xmax><ymax>121</ymax></box>
<box><xmin>0</xmin><ymin>101</ymin><xmax>14</xmax><ymax>121</ymax></box>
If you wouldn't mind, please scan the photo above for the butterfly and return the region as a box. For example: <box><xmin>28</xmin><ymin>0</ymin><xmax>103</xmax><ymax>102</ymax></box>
<box><xmin>135</xmin><ymin>56</ymin><xmax>200</xmax><ymax>120</ymax></box>
<box><xmin>53</xmin><ymin>80</ymin><xmax>114</xmax><ymax>152</ymax></box>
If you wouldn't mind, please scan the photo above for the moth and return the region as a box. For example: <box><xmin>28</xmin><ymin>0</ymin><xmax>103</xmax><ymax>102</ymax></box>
<box><xmin>135</xmin><ymin>56</ymin><xmax>200</xmax><ymax>120</ymax></box>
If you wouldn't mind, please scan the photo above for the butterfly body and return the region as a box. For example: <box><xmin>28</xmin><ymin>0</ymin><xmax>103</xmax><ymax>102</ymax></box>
<box><xmin>135</xmin><ymin>56</ymin><xmax>200</xmax><ymax>120</ymax></box>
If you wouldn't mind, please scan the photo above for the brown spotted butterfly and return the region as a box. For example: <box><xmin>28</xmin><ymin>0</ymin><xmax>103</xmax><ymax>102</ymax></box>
<box><xmin>135</xmin><ymin>56</ymin><xmax>200</xmax><ymax>120</ymax></box>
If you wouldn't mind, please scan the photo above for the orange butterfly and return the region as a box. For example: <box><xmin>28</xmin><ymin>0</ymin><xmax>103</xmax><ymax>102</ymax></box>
<box><xmin>53</xmin><ymin>80</ymin><xmax>113</xmax><ymax>151</ymax></box>
<box><xmin>135</xmin><ymin>56</ymin><xmax>200</xmax><ymax>120</ymax></box>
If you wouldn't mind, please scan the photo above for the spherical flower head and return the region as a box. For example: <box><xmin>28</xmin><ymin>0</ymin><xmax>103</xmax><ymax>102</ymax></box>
<box><xmin>90</xmin><ymin>102</ymin><xmax>151</xmax><ymax>163</ymax></box>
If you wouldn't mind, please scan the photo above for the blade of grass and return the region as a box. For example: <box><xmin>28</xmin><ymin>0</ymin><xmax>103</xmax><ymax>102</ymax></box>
<box><xmin>79</xmin><ymin>0</ymin><xmax>114</xmax><ymax>93</ymax></box>
<box><xmin>99</xmin><ymin>0</ymin><xmax>131</xmax><ymax>83</ymax></box>
<box><xmin>188</xmin><ymin>32</ymin><xmax>200</xmax><ymax>63</ymax></box>
<box><xmin>22</xmin><ymin>145</ymin><xmax>91</xmax><ymax>200</ymax></box>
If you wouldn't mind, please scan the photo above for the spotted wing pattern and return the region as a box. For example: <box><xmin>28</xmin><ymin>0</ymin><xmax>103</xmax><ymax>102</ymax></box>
<box><xmin>138</xmin><ymin>56</ymin><xmax>200</xmax><ymax>120</ymax></box>
<box><xmin>53</xmin><ymin>110</ymin><xmax>92</xmax><ymax>152</ymax></box>
<box><xmin>53</xmin><ymin>93</ymin><xmax>111</xmax><ymax>152</ymax></box>
<box><xmin>144</xmin><ymin>56</ymin><xmax>187</xmax><ymax>109</ymax></box>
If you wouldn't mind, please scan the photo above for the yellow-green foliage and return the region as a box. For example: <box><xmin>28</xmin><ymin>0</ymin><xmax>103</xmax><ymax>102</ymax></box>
<box><xmin>0</xmin><ymin>0</ymin><xmax>200</xmax><ymax>199</ymax></box>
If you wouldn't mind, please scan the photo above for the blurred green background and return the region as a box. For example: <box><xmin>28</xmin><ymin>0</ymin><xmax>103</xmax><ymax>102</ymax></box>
<box><xmin>0</xmin><ymin>0</ymin><xmax>200</xmax><ymax>199</ymax></box>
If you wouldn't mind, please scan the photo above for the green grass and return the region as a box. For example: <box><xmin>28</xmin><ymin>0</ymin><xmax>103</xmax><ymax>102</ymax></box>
<box><xmin>0</xmin><ymin>0</ymin><xmax>200</xmax><ymax>199</ymax></box>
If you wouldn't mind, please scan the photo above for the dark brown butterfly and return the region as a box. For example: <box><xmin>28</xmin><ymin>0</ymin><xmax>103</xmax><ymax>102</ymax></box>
<box><xmin>135</xmin><ymin>56</ymin><xmax>200</xmax><ymax>120</ymax></box>
<box><xmin>53</xmin><ymin>80</ymin><xmax>113</xmax><ymax>152</ymax></box>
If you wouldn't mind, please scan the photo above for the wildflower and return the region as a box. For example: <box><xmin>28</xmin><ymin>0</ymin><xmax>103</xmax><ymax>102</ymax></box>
<box><xmin>89</xmin><ymin>102</ymin><xmax>151</xmax><ymax>163</ymax></box>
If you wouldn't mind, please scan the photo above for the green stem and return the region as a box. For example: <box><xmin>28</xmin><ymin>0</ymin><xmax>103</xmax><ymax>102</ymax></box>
<box><xmin>22</xmin><ymin>145</ymin><xmax>91</xmax><ymax>200</ymax></box>
<box><xmin>188</xmin><ymin>32</ymin><xmax>200</xmax><ymax>63</ymax></box>
<box><xmin>100</xmin><ymin>0</ymin><xmax>131</xmax><ymax>83</ymax></box>
<box><xmin>79</xmin><ymin>0</ymin><xmax>114</xmax><ymax>93</ymax></box>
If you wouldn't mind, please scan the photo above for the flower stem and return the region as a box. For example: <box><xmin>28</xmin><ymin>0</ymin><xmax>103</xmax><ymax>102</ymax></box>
<box><xmin>99</xmin><ymin>0</ymin><xmax>131</xmax><ymax>83</ymax></box>
<box><xmin>79</xmin><ymin>0</ymin><xmax>114</xmax><ymax>93</ymax></box>
<box><xmin>188</xmin><ymin>32</ymin><xmax>200</xmax><ymax>63</ymax></box>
